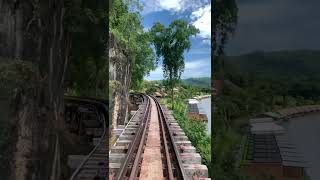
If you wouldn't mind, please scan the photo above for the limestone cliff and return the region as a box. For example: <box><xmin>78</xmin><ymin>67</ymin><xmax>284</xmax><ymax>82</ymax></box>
<box><xmin>0</xmin><ymin>1</ymin><xmax>69</xmax><ymax>179</ymax></box>
<box><xmin>109</xmin><ymin>33</ymin><xmax>131</xmax><ymax>130</ymax></box>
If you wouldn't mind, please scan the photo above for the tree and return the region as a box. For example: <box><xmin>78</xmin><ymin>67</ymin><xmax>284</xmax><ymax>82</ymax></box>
<box><xmin>150</xmin><ymin>20</ymin><xmax>199</xmax><ymax>109</ymax></box>
<box><xmin>212</xmin><ymin>0</ymin><xmax>238</xmax><ymax>79</ymax></box>
<box><xmin>64</xmin><ymin>0</ymin><xmax>108</xmax><ymax>98</ymax></box>
<box><xmin>212</xmin><ymin>2</ymin><xmax>238</xmax><ymax>177</ymax></box>
<box><xmin>109</xmin><ymin>0</ymin><xmax>155</xmax><ymax>91</ymax></box>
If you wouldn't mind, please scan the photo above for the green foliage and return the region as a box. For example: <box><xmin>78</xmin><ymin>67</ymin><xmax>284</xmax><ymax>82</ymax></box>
<box><xmin>161</xmin><ymin>96</ymin><xmax>211</xmax><ymax>177</ymax></box>
<box><xmin>150</xmin><ymin>20</ymin><xmax>199</xmax><ymax>107</ymax></box>
<box><xmin>110</xmin><ymin>0</ymin><xmax>156</xmax><ymax>90</ymax></box>
<box><xmin>138</xmin><ymin>79</ymin><xmax>210</xmax><ymax>98</ymax></box>
<box><xmin>212</xmin><ymin>0</ymin><xmax>238</xmax><ymax>78</ymax></box>
<box><xmin>224</xmin><ymin>50</ymin><xmax>320</xmax><ymax>80</ymax></box>
<box><xmin>65</xmin><ymin>0</ymin><xmax>108</xmax><ymax>99</ymax></box>
<box><xmin>150</xmin><ymin>20</ymin><xmax>199</xmax><ymax>80</ymax></box>
<box><xmin>213</xmin><ymin>50</ymin><xmax>320</xmax><ymax>179</ymax></box>
<box><xmin>181</xmin><ymin>77</ymin><xmax>211</xmax><ymax>89</ymax></box>
<box><xmin>212</xmin><ymin>4</ymin><xmax>239</xmax><ymax>176</ymax></box>
<box><xmin>110</xmin><ymin>0</ymin><xmax>142</xmax><ymax>45</ymax></box>
<box><xmin>130</xmin><ymin>32</ymin><xmax>156</xmax><ymax>90</ymax></box>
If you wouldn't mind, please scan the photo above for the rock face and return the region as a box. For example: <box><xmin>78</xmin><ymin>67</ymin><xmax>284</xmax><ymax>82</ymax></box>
<box><xmin>109</xmin><ymin>33</ymin><xmax>131</xmax><ymax>130</ymax></box>
<box><xmin>0</xmin><ymin>1</ymin><xmax>69</xmax><ymax>180</ymax></box>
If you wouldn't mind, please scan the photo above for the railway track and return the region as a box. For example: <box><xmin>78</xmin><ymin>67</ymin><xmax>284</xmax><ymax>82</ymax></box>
<box><xmin>66</xmin><ymin>96</ymin><xmax>108</xmax><ymax>180</ymax></box>
<box><xmin>109</xmin><ymin>94</ymin><xmax>210</xmax><ymax>180</ymax></box>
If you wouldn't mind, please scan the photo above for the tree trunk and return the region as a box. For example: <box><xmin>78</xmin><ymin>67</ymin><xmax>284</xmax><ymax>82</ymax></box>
<box><xmin>172</xmin><ymin>86</ymin><xmax>174</xmax><ymax>110</ymax></box>
<box><xmin>170</xmin><ymin>76</ymin><xmax>174</xmax><ymax>110</ymax></box>
<box><xmin>0</xmin><ymin>1</ymin><xmax>69</xmax><ymax>179</ymax></box>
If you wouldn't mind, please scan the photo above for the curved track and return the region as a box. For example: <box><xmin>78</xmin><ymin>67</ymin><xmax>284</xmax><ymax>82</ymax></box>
<box><xmin>66</xmin><ymin>96</ymin><xmax>108</xmax><ymax>180</ymax></box>
<box><xmin>66</xmin><ymin>94</ymin><xmax>210</xmax><ymax>180</ymax></box>
<box><xmin>111</xmin><ymin>95</ymin><xmax>189</xmax><ymax>180</ymax></box>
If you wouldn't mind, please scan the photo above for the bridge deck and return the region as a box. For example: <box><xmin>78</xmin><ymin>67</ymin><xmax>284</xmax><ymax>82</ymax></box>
<box><xmin>139</xmin><ymin>97</ymin><xmax>164</xmax><ymax>179</ymax></box>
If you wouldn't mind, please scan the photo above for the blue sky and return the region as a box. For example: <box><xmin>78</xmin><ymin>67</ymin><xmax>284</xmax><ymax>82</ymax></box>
<box><xmin>140</xmin><ymin>0</ymin><xmax>211</xmax><ymax>80</ymax></box>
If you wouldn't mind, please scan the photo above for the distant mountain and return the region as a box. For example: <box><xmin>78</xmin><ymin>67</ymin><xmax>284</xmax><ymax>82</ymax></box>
<box><xmin>224</xmin><ymin>50</ymin><xmax>320</xmax><ymax>79</ymax></box>
<box><xmin>181</xmin><ymin>77</ymin><xmax>211</xmax><ymax>89</ymax></box>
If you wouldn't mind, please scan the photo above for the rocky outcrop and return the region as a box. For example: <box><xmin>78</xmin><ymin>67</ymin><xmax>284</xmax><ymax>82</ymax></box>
<box><xmin>0</xmin><ymin>1</ymin><xmax>69</xmax><ymax>180</ymax></box>
<box><xmin>109</xmin><ymin>33</ymin><xmax>131</xmax><ymax>129</ymax></box>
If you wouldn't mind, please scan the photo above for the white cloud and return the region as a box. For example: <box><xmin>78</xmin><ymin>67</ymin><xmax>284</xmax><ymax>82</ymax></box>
<box><xmin>183</xmin><ymin>58</ymin><xmax>210</xmax><ymax>76</ymax></box>
<box><xmin>145</xmin><ymin>58</ymin><xmax>211</xmax><ymax>80</ymax></box>
<box><xmin>143</xmin><ymin>26</ymin><xmax>151</xmax><ymax>32</ymax></box>
<box><xmin>141</xmin><ymin>0</ymin><xmax>209</xmax><ymax>15</ymax></box>
<box><xmin>159</xmin><ymin>0</ymin><xmax>182</xmax><ymax>11</ymax></box>
<box><xmin>144</xmin><ymin>66</ymin><xmax>163</xmax><ymax>80</ymax></box>
<box><xmin>191</xmin><ymin>4</ymin><xmax>211</xmax><ymax>40</ymax></box>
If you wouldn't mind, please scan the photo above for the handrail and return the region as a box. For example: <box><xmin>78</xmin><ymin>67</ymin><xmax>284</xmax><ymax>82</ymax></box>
<box><xmin>68</xmin><ymin>98</ymin><xmax>107</xmax><ymax>180</ymax></box>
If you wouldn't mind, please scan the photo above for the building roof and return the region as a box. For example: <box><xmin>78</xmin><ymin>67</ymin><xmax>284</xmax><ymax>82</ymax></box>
<box><xmin>262</xmin><ymin>112</ymin><xmax>282</xmax><ymax>119</ymax></box>
<box><xmin>276</xmin><ymin>134</ymin><xmax>308</xmax><ymax>167</ymax></box>
<box><xmin>246</xmin><ymin>134</ymin><xmax>282</xmax><ymax>163</ymax></box>
<box><xmin>250</xmin><ymin>118</ymin><xmax>285</xmax><ymax>135</ymax></box>
<box><xmin>188</xmin><ymin>99</ymin><xmax>199</xmax><ymax>104</ymax></box>
<box><xmin>243</xmin><ymin>117</ymin><xmax>308</xmax><ymax>168</ymax></box>
<box><xmin>154</xmin><ymin>92</ymin><xmax>162</xmax><ymax>97</ymax></box>
<box><xmin>250</xmin><ymin>117</ymin><xmax>274</xmax><ymax>124</ymax></box>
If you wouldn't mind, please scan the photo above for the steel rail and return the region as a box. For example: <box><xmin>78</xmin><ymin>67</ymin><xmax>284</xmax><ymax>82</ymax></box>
<box><xmin>152</xmin><ymin>96</ymin><xmax>188</xmax><ymax>180</ymax></box>
<box><xmin>109</xmin><ymin>94</ymin><xmax>145</xmax><ymax>153</ymax></box>
<box><xmin>152</xmin><ymin>95</ymin><xmax>175</xmax><ymax>179</ymax></box>
<box><xmin>67</xmin><ymin>97</ymin><xmax>108</xmax><ymax>180</ymax></box>
<box><xmin>115</xmin><ymin>94</ymin><xmax>151</xmax><ymax>180</ymax></box>
<box><xmin>128</xmin><ymin>95</ymin><xmax>152</xmax><ymax>179</ymax></box>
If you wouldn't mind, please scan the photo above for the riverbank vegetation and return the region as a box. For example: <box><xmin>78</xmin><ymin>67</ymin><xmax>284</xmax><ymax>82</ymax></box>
<box><xmin>140</xmin><ymin>79</ymin><xmax>210</xmax><ymax>97</ymax></box>
<box><xmin>212</xmin><ymin>0</ymin><xmax>320</xmax><ymax>178</ymax></box>
<box><xmin>161</xmin><ymin>94</ymin><xmax>211</xmax><ymax>177</ymax></box>
<box><xmin>213</xmin><ymin>51</ymin><xmax>320</xmax><ymax>179</ymax></box>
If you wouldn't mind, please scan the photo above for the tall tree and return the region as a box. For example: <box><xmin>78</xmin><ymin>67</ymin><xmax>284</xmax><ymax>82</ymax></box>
<box><xmin>65</xmin><ymin>0</ymin><xmax>108</xmax><ymax>98</ymax></box>
<box><xmin>150</xmin><ymin>20</ymin><xmax>199</xmax><ymax>109</ymax></box>
<box><xmin>212</xmin><ymin>0</ymin><xmax>238</xmax><ymax>79</ymax></box>
<box><xmin>212</xmin><ymin>1</ymin><xmax>238</xmax><ymax>178</ymax></box>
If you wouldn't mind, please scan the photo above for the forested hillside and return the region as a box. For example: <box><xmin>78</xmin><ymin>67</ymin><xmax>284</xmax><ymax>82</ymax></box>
<box><xmin>181</xmin><ymin>77</ymin><xmax>211</xmax><ymax>89</ymax></box>
<box><xmin>225</xmin><ymin>50</ymin><xmax>320</xmax><ymax>79</ymax></box>
<box><xmin>108</xmin><ymin>0</ymin><xmax>156</xmax><ymax>128</ymax></box>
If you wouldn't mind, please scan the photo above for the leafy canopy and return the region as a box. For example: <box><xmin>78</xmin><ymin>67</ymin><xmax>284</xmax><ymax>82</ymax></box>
<box><xmin>150</xmin><ymin>19</ymin><xmax>199</xmax><ymax>83</ymax></box>
<box><xmin>65</xmin><ymin>0</ymin><xmax>108</xmax><ymax>98</ymax></box>
<box><xmin>110</xmin><ymin>0</ymin><xmax>156</xmax><ymax>90</ymax></box>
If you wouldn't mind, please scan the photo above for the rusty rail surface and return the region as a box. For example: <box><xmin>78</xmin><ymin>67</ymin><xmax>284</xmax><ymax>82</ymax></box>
<box><xmin>151</xmin><ymin>96</ymin><xmax>187</xmax><ymax>180</ymax></box>
<box><xmin>115</xmin><ymin>94</ymin><xmax>151</xmax><ymax>180</ymax></box>
<box><xmin>115</xmin><ymin>95</ymin><xmax>187</xmax><ymax>180</ymax></box>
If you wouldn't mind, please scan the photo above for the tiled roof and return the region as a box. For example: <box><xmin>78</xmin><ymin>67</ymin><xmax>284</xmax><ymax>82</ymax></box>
<box><xmin>250</xmin><ymin>118</ymin><xmax>285</xmax><ymax>135</ymax></box>
<box><xmin>243</xmin><ymin>133</ymin><xmax>307</xmax><ymax>167</ymax></box>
